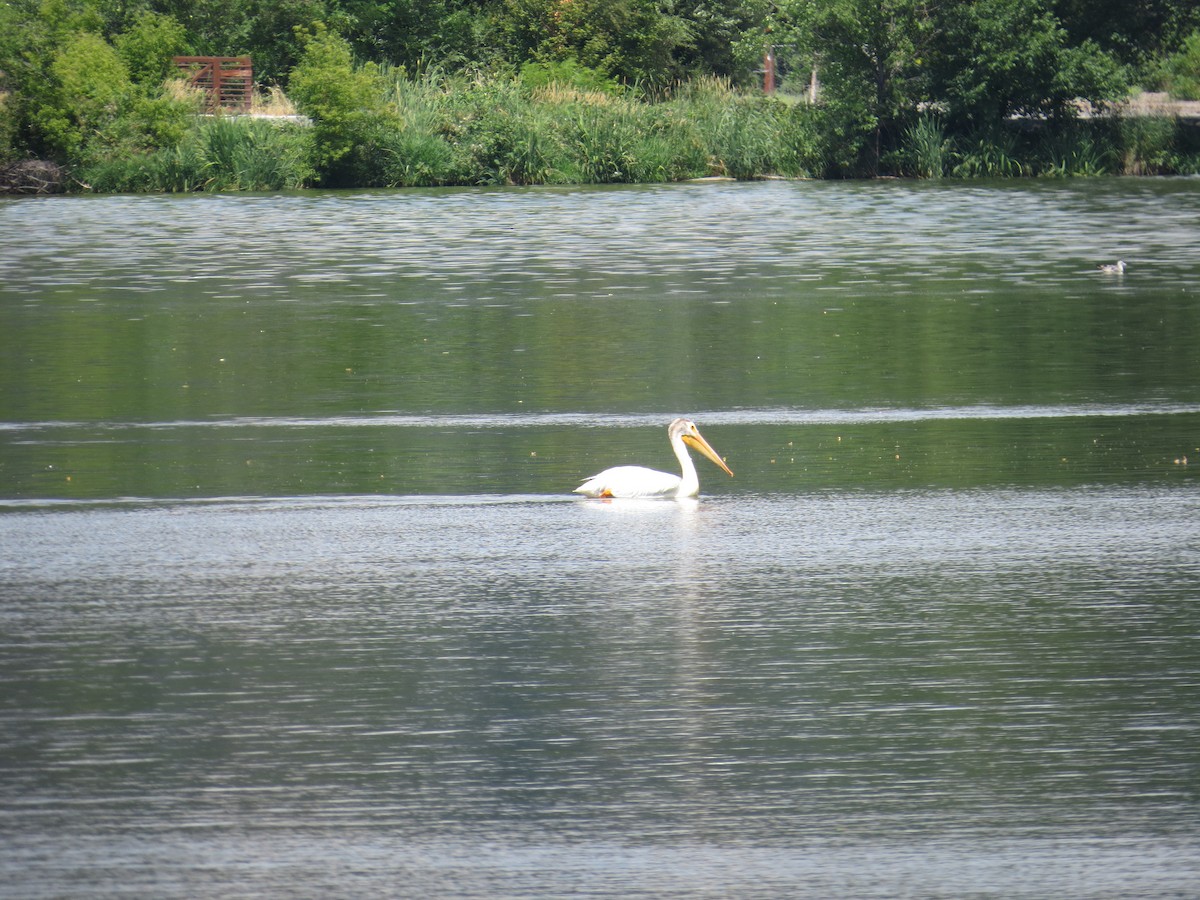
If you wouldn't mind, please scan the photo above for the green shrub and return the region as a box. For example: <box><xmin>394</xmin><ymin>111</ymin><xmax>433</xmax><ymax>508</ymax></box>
<box><xmin>665</xmin><ymin>78</ymin><xmax>793</xmax><ymax>179</ymax></box>
<box><xmin>151</xmin><ymin>141</ymin><xmax>211</xmax><ymax>191</ymax></box>
<box><xmin>1033</xmin><ymin>125</ymin><xmax>1111</xmax><ymax>176</ymax></box>
<box><xmin>953</xmin><ymin>128</ymin><xmax>1027</xmax><ymax>177</ymax></box>
<box><xmin>37</xmin><ymin>32</ymin><xmax>131</xmax><ymax>161</ymax></box>
<box><xmin>518</xmin><ymin>57</ymin><xmax>622</xmax><ymax>95</ymax></box>
<box><xmin>114</xmin><ymin>11</ymin><xmax>190</xmax><ymax>84</ymax></box>
<box><xmin>377</xmin><ymin>128</ymin><xmax>456</xmax><ymax>186</ymax></box>
<box><xmin>201</xmin><ymin>118</ymin><xmax>314</xmax><ymax>190</ymax></box>
<box><xmin>1156</xmin><ymin>30</ymin><xmax>1200</xmax><ymax>100</ymax></box>
<box><xmin>774</xmin><ymin>103</ymin><xmax>824</xmax><ymax>178</ymax></box>
<box><xmin>288</xmin><ymin>25</ymin><xmax>398</xmax><ymax>183</ymax></box>
<box><xmin>1116</xmin><ymin>116</ymin><xmax>1176</xmax><ymax>175</ymax></box>
<box><xmin>0</xmin><ymin>92</ymin><xmax>17</xmax><ymax>165</ymax></box>
<box><xmin>436</xmin><ymin>76</ymin><xmax>547</xmax><ymax>184</ymax></box>
<box><xmin>379</xmin><ymin>72</ymin><xmax>459</xmax><ymax>185</ymax></box>
<box><xmin>810</xmin><ymin>94</ymin><xmax>876</xmax><ymax>177</ymax></box>
<box><xmin>566</xmin><ymin>104</ymin><xmax>659</xmax><ymax>183</ymax></box>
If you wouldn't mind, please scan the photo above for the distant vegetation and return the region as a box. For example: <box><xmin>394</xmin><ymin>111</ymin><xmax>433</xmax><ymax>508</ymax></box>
<box><xmin>2</xmin><ymin>0</ymin><xmax>1199</xmax><ymax>191</ymax></box>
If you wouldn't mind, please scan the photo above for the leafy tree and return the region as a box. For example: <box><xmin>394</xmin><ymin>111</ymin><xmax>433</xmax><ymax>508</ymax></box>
<box><xmin>339</xmin><ymin>0</ymin><xmax>502</xmax><ymax>73</ymax></box>
<box><xmin>771</xmin><ymin>0</ymin><xmax>1128</xmax><ymax>174</ymax></box>
<box><xmin>114</xmin><ymin>10</ymin><xmax>190</xmax><ymax>83</ymax></box>
<box><xmin>5</xmin><ymin>0</ymin><xmax>197</xmax><ymax>160</ymax></box>
<box><xmin>928</xmin><ymin>0</ymin><xmax>1127</xmax><ymax>128</ymax></box>
<box><xmin>1051</xmin><ymin>0</ymin><xmax>1200</xmax><ymax>70</ymax></box>
<box><xmin>678</xmin><ymin>0</ymin><xmax>773</xmax><ymax>84</ymax></box>
<box><xmin>779</xmin><ymin>0</ymin><xmax>931</xmax><ymax>172</ymax></box>
<box><xmin>1156</xmin><ymin>29</ymin><xmax>1200</xmax><ymax>99</ymax></box>
<box><xmin>0</xmin><ymin>0</ymin><xmax>95</xmax><ymax>158</ymax></box>
<box><xmin>151</xmin><ymin>0</ymin><xmax>332</xmax><ymax>84</ymax></box>
<box><xmin>502</xmin><ymin>0</ymin><xmax>693</xmax><ymax>88</ymax></box>
<box><xmin>287</xmin><ymin>24</ymin><xmax>397</xmax><ymax>182</ymax></box>
<box><xmin>38</xmin><ymin>32</ymin><xmax>131</xmax><ymax>160</ymax></box>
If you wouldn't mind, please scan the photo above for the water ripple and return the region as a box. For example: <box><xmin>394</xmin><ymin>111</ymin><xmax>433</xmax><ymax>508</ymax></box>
<box><xmin>4</xmin><ymin>181</ymin><xmax>1200</xmax><ymax>298</ymax></box>
<box><xmin>3</xmin><ymin>402</ymin><xmax>1199</xmax><ymax>434</ymax></box>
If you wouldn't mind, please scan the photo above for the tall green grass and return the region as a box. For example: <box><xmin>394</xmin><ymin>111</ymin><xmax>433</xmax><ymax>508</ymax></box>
<box><xmin>953</xmin><ymin>128</ymin><xmax>1027</xmax><ymax>177</ymax></box>
<box><xmin>1034</xmin><ymin>128</ymin><xmax>1111</xmax><ymax>177</ymax></box>
<box><xmin>903</xmin><ymin>114</ymin><xmax>953</xmax><ymax>178</ymax></box>
<box><xmin>80</xmin><ymin>116</ymin><xmax>313</xmax><ymax>191</ymax></box>
<box><xmin>374</xmin><ymin>72</ymin><xmax>818</xmax><ymax>187</ymax></box>
<box><xmin>1117</xmin><ymin>116</ymin><xmax>1181</xmax><ymax>175</ymax></box>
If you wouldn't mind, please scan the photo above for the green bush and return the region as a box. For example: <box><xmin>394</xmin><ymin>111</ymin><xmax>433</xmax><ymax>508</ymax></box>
<box><xmin>114</xmin><ymin>11</ymin><xmax>190</xmax><ymax>84</ymax></box>
<box><xmin>1161</xmin><ymin>119</ymin><xmax>1200</xmax><ymax>174</ymax></box>
<box><xmin>811</xmin><ymin>98</ymin><xmax>876</xmax><ymax>177</ymax></box>
<box><xmin>37</xmin><ymin>32</ymin><xmax>131</xmax><ymax>161</ymax></box>
<box><xmin>78</xmin><ymin>144</ymin><xmax>205</xmax><ymax>193</ymax></box>
<box><xmin>288</xmin><ymin>25</ymin><xmax>398</xmax><ymax>184</ymax></box>
<box><xmin>1156</xmin><ymin>30</ymin><xmax>1200</xmax><ymax>100</ymax></box>
<box><xmin>0</xmin><ymin>92</ymin><xmax>17</xmax><ymax>165</ymax></box>
<box><xmin>518</xmin><ymin>57</ymin><xmax>622</xmax><ymax>95</ymax></box>
<box><xmin>1034</xmin><ymin>125</ymin><xmax>1112</xmax><ymax>176</ymax></box>
<box><xmin>952</xmin><ymin>128</ymin><xmax>1027</xmax><ymax>177</ymax></box>
<box><xmin>1114</xmin><ymin>116</ymin><xmax>1175</xmax><ymax>175</ymax></box>
<box><xmin>380</xmin><ymin>72</ymin><xmax>459</xmax><ymax>185</ymax></box>
<box><xmin>774</xmin><ymin>103</ymin><xmax>825</xmax><ymax>178</ymax></box>
<box><xmin>377</xmin><ymin>128</ymin><xmax>457</xmax><ymax>186</ymax></box>
<box><xmin>566</xmin><ymin>104</ymin><xmax>645</xmax><ymax>182</ymax></box>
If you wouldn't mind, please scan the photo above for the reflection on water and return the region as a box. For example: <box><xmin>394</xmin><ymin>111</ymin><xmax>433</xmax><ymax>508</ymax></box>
<box><xmin>3</xmin><ymin>179</ymin><xmax>1200</xmax><ymax>431</ymax></box>
<box><xmin>1</xmin><ymin>488</ymin><xmax>1198</xmax><ymax>897</ymax></box>
<box><xmin>2</xmin><ymin>180</ymin><xmax>1200</xmax><ymax>896</ymax></box>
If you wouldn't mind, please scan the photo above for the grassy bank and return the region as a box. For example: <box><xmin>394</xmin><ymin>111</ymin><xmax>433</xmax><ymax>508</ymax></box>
<box><xmin>70</xmin><ymin>74</ymin><xmax>1200</xmax><ymax>193</ymax></box>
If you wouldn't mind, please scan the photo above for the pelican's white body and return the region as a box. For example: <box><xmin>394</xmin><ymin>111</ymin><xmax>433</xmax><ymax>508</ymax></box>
<box><xmin>575</xmin><ymin>464</ymin><xmax>696</xmax><ymax>499</ymax></box>
<box><xmin>573</xmin><ymin>418</ymin><xmax>732</xmax><ymax>499</ymax></box>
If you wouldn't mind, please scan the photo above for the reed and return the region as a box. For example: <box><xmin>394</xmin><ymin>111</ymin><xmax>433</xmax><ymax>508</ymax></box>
<box><xmin>952</xmin><ymin>129</ymin><xmax>1027</xmax><ymax>177</ymax></box>
<box><xmin>78</xmin><ymin>116</ymin><xmax>312</xmax><ymax>191</ymax></box>
<box><xmin>1033</xmin><ymin>125</ymin><xmax>1111</xmax><ymax>176</ymax></box>
<box><xmin>567</xmin><ymin>105</ymin><xmax>647</xmax><ymax>182</ymax></box>
<box><xmin>199</xmin><ymin>117</ymin><xmax>313</xmax><ymax>190</ymax></box>
<box><xmin>252</xmin><ymin>84</ymin><xmax>297</xmax><ymax>117</ymax></box>
<box><xmin>1116</xmin><ymin>115</ymin><xmax>1177</xmax><ymax>175</ymax></box>
<box><xmin>904</xmin><ymin>114</ymin><xmax>953</xmax><ymax>178</ymax></box>
<box><xmin>149</xmin><ymin>142</ymin><xmax>211</xmax><ymax>191</ymax></box>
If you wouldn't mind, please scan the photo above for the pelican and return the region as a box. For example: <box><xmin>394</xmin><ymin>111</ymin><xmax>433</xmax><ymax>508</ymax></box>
<box><xmin>574</xmin><ymin>417</ymin><xmax>734</xmax><ymax>499</ymax></box>
<box><xmin>1098</xmin><ymin>260</ymin><xmax>1126</xmax><ymax>274</ymax></box>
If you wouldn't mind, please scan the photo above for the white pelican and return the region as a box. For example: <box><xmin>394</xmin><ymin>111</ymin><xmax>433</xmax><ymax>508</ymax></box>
<box><xmin>1098</xmin><ymin>260</ymin><xmax>1126</xmax><ymax>274</ymax></box>
<box><xmin>574</xmin><ymin>417</ymin><xmax>734</xmax><ymax>499</ymax></box>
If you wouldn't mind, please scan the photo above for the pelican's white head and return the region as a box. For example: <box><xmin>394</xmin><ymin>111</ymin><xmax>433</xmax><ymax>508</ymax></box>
<box><xmin>669</xmin><ymin>418</ymin><xmax>733</xmax><ymax>478</ymax></box>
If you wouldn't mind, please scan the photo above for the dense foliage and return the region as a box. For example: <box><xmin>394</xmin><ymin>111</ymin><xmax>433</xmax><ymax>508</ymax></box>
<box><xmin>1</xmin><ymin>0</ymin><xmax>1198</xmax><ymax>189</ymax></box>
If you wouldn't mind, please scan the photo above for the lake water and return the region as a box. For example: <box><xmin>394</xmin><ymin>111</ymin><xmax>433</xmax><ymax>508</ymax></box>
<box><xmin>1</xmin><ymin>179</ymin><xmax>1199</xmax><ymax>897</ymax></box>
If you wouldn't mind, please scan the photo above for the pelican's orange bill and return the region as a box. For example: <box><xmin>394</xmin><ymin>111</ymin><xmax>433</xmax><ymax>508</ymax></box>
<box><xmin>682</xmin><ymin>430</ymin><xmax>734</xmax><ymax>477</ymax></box>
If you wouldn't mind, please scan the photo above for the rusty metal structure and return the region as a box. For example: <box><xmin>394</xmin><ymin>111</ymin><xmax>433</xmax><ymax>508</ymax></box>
<box><xmin>173</xmin><ymin>56</ymin><xmax>253</xmax><ymax>113</ymax></box>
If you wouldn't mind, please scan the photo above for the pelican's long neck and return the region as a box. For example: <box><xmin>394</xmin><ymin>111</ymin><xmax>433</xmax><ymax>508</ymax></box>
<box><xmin>672</xmin><ymin>432</ymin><xmax>700</xmax><ymax>497</ymax></box>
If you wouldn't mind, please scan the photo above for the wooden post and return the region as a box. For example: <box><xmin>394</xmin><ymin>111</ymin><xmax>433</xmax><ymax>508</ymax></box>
<box><xmin>763</xmin><ymin>48</ymin><xmax>776</xmax><ymax>95</ymax></box>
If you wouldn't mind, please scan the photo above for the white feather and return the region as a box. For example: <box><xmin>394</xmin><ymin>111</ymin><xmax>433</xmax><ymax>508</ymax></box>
<box><xmin>574</xmin><ymin>465</ymin><xmax>685</xmax><ymax>499</ymax></box>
